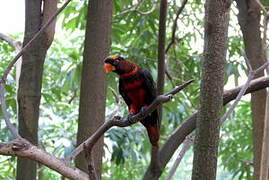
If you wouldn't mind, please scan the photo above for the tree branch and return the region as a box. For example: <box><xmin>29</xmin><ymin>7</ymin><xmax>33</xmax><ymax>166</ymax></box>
<box><xmin>0</xmin><ymin>33</ymin><xmax>22</xmax><ymax>51</ymax></box>
<box><xmin>0</xmin><ymin>84</ymin><xmax>20</xmax><ymax>138</ymax></box>
<box><xmin>164</xmin><ymin>136</ymin><xmax>194</xmax><ymax>180</ymax></box>
<box><xmin>0</xmin><ymin>138</ymin><xmax>88</xmax><ymax>180</ymax></box>
<box><xmin>65</xmin><ymin>80</ymin><xmax>194</xmax><ymax>162</ymax></box>
<box><xmin>165</xmin><ymin>0</ymin><xmax>188</xmax><ymax>54</ymax></box>
<box><xmin>144</xmin><ymin>75</ymin><xmax>269</xmax><ymax>177</ymax></box>
<box><xmin>0</xmin><ymin>0</ymin><xmax>72</xmax><ymax>84</ymax></box>
<box><xmin>221</xmin><ymin>61</ymin><xmax>269</xmax><ymax>124</ymax></box>
<box><xmin>114</xmin><ymin>0</ymin><xmax>157</xmax><ymax>17</ymax></box>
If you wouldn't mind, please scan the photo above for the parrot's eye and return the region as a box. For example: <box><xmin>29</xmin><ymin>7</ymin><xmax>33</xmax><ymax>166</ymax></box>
<box><xmin>114</xmin><ymin>59</ymin><xmax>119</xmax><ymax>65</ymax></box>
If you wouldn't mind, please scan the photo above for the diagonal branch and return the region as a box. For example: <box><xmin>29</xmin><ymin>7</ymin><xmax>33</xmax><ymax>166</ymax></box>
<box><xmin>164</xmin><ymin>136</ymin><xmax>194</xmax><ymax>180</ymax></box>
<box><xmin>0</xmin><ymin>0</ymin><xmax>72</xmax><ymax>84</ymax></box>
<box><xmin>221</xmin><ymin>60</ymin><xmax>269</xmax><ymax>124</ymax></box>
<box><xmin>65</xmin><ymin>79</ymin><xmax>194</xmax><ymax>162</ymax></box>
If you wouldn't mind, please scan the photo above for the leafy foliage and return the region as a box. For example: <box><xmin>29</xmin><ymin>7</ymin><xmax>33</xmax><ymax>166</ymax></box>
<box><xmin>0</xmin><ymin>1</ymin><xmax>255</xmax><ymax>179</ymax></box>
<box><xmin>220</xmin><ymin>101</ymin><xmax>253</xmax><ymax>179</ymax></box>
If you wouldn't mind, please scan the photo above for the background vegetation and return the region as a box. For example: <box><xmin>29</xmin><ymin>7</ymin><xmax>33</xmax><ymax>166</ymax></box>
<box><xmin>0</xmin><ymin>0</ymin><xmax>254</xmax><ymax>179</ymax></box>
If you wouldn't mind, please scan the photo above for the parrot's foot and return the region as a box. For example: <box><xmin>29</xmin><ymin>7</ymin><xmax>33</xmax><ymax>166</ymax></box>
<box><xmin>139</xmin><ymin>106</ymin><xmax>149</xmax><ymax>118</ymax></box>
<box><xmin>127</xmin><ymin>114</ymin><xmax>135</xmax><ymax>124</ymax></box>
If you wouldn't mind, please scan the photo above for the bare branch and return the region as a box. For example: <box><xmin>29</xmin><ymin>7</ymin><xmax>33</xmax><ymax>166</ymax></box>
<box><xmin>0</xmin><ymin>84</ymin><xmax>20</xmax><ymax>138</ymax></box>
<box><xmin>0</xmin><ymin>0</ymin><xmax>72</xmax><ymax>84</ymax></box>
<box><xmin>165</xmin><ymin>0</ymin><xmax>188</xmax><ymax>54</ymax></box>
<box><xmin>136</xmin><ymin>3</ymin><xmax>157</xmax><ymax>15</ymax></box>
<box><xmin>109</xmin><ymin>87</ymin><xmax>120</xmax><ymax>104</ymax></box>
<box><xmin>165</xmin><ymin>136</ymin><xmax>194</xmax><ymax>180</ymax></box>
<box><xmin>0</xmin><ymin>138</ymin><xmax>88</xmax><ymax>180</ymax></box>
<box><xmin>114</xmin><ymin>0</ymin><xmax>157</xmax><ymax>17</ymax></box>
<box><xmin>0</xmin><ymin>33</ymin><xmax>22</xmax><ymax>51</ymax></box>
<box><xmin>254</xmin><ymin>0</ymin><xmax>268</xmax><ymax>15</ymax></box>
<box><xmin>220</xmin><ymin>73</ymin><xmax>254</xmax><ymax>124</ymax></box>
<box><xmin>65</xmin><ymin>80</ymin><xmax>194</xmax><ymax>162</ymax></box>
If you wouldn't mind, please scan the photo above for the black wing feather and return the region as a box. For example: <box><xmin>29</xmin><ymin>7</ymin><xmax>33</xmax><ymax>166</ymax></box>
<box><xmin>119</xmin><ymin>79</ymin><xmax>131</xmax><ymax>107</ymax></box>
<box><xmin>141</xmin><ymin>68</ymin><xmax>157</xmax><ymax>103</ymax></box>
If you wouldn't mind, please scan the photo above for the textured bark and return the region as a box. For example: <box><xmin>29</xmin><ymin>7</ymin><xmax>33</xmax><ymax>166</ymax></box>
<box><xmin>235</xmin><ymin>1</ymin><xmax>267</xmax><ymax>179</ymax></box>
<box><xmin>157</xmin><ymin>0</ymin><xmax>167</xmax><ymax>124</ymax></box>
<box><xmin>75</xmin><ymin>0</ymin><xmax>112</xmax><ymax>178</ymax></box>
<box><xmin>16</xmin><ymin>0</ymin><xmax>57</xmax><ymax>179</ymax></box>
<box><xmin>191</xmin><ymin>1</ymin><xmax>230</xmax><ymax>179</ymax></box>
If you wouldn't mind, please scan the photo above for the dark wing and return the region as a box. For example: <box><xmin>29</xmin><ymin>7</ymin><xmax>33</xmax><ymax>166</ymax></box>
<box><xmin>119</xmin><ymin>78</ymin><xmax>132</xmax><ymax>107</ymax></box>
<box><xmin>140</xmin><ymin>68</ymin><xmax>160</xmax><ymax>131</ymax></box>
<box><xmin>141</xmin><ymin>68</ymin><xmax>157</xmax><ymax>103</ymax></box>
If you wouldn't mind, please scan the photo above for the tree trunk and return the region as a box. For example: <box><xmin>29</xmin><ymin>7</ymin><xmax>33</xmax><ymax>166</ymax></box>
<box><xmin>75</xmin><ymin>0</ymin><xmax>112</xmax><ymax>178</ymax></box>
<box><xmin>16</xmin><ymin>1</ymin><xmax>57</xmax><ymax>180</ymax></box>
<box><xmin>191</xmin><ymin>1</ymin><xmax>230</xmax><ymax>179</ymax></box>
<box><xmin>235</xmin><ymin>1</ymin><xmax>267</xmax><ymax>179</ymax></box>
<box><xmin>157</xmin><ymin>0</ymin><xmax>167</xmax><ymax>124</ymax></box>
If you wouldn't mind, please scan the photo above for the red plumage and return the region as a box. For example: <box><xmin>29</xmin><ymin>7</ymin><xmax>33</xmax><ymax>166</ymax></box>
<box><xmin>104</xmin><ymin>56</ymin><xmax>159</xmax><ymax>147</ymax></box>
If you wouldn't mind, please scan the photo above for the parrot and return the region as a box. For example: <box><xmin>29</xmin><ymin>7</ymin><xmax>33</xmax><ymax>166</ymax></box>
<box><xmin>103</xmin><ymin>55</ymin><xmax>159</xmax><ymax>147</ymax></box>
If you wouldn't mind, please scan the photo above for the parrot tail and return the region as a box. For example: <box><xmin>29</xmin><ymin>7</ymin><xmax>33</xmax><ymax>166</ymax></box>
<box><xmin>146</xmin><ymin>125</ymin><xmax>160</xmax><ymax>147</ymax></box>
<box><xmin>141</xmin><ymin>110</ymin><xmax>160</xmax><ymax>147</ymax></box>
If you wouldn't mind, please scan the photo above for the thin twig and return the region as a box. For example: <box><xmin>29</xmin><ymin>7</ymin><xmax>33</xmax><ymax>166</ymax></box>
<box><xmin>0</xmin><ymin>84</ymin><xmax>20</xmax><ymax>138</ymax></box>
<box><xmin>114</xmin><ymin>0</ymin><xmax>157</xmax><ymax>17</ymax></box>
<box><xmin>165</xmin><ymin>136</ymin><xmax>194</xmax><ymax>180</ymax></box>
<box><xmin>0</xmin><ymin>0</ymin><xmax>72</xmax><ymax>84</ymax></box>
<box><xmin>65</xmin><ymin>80</ymin><xmax>194</xmax><ymax>162</ymax></box>
<box><xmin>255</xmin><ymin>0</ymin><xmax>268</xmax><ymax>15</ymax></box>
<box><xmin>109</xmin><ymin>87</ymin><xmax>120</xmax><ymax>104</ymax></box>
<box><xmin>221</xmin><ymin>60</ymin><xmax>269</xmax><ymax>124</ymax></box>
<box><xmin>165</xmin><ymin>0</ymin><xmax>188</xmax><ymax>54</ymax></box>
<box><xmin>220</xmin><ymin>73</ymin><xmax>254</xmax><ymax>124</ymax></box>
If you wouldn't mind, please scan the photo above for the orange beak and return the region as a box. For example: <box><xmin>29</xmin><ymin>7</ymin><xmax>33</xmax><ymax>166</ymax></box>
<box><xmin>103</xmin><ymin>63</ymin><xmax>116</xmax><ymax>73</ymax></box>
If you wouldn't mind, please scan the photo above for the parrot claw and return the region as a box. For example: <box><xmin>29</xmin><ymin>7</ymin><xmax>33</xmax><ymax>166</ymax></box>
<box><xmin>141</xmin><ymin>106</ymin><xmax>146</xmax><ymax>113</ymax></box>
<box><xmin>140</xmin><ymin>106</ymin><xmax>149</xmax><ymax>117</ymax></box>
<box><xmin>127</xmin><ymin>114</ymin><xmax>135</xmax><ymax>124</ymax></box>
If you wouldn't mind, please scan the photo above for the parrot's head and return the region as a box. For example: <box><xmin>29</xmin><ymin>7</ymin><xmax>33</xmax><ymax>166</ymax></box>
<box><xmin>103</xmin><ymin>55</ymin><xmax>136</xmax><ymax>75</ymax></box>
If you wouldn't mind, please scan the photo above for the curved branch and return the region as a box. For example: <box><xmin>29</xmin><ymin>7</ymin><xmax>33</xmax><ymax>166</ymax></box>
<box><xmin>114</xmin><ymin>0</ymin><xmax>157</xmax><ymax>17</ymax></box>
